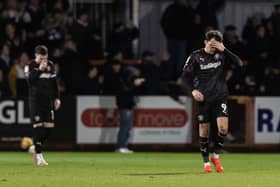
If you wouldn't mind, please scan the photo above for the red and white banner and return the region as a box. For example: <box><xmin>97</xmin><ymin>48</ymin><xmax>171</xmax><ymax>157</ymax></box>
<box><xmin>77</xmin><ymin>96</ymin><xmax>192</xmax><ymax>144</ymax></box>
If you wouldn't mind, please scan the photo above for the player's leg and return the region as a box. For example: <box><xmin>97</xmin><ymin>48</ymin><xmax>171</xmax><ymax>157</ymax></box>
<box><xmin>215</xmin><ymin>117</ymin><xmax>228</xmax><ymax>153</ymax></box>
<box><xmin>38</xmin><ymin>109</ymin><xmax>55</xmax><ymax>165</ymax></box>
<box><xmin>197</xmin><ymin>102</ymin><xmax>211</xmax><ymax>173</ymax></box>
<box><xmin>116</xmin><ymin>109</ymin><xmax>133</xmax><ymax>153</ymax></box>
<box><xmin>37</xmin><ymin>126</ymin><xmax>53</xmax><ymax>165</ymax></box>
<box><xmin>199</xmin><ymin>122</ymin><xmax>211</xmax><ymax>173</ymax></box>
<box><xmin>211</xmin><ymin>100</ymin><xmax>229</xmax><ymax>173</ymax></box>
<box><xmin>33</xmin><ymin>124</ymin><xmax>48</xmax><ymax>166</ymax></box>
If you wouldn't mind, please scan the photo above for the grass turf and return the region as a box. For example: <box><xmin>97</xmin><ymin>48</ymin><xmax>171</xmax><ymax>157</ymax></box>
<box><xmin>0</xmin><ymin>152</ymin><xmax>279</xmax><ymax>187</ymax></box>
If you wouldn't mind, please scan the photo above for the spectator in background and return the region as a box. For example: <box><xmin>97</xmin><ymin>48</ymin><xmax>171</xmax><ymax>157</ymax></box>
<box><xmin>70</xmin><ymin>9</ymin><xmax>90</xmax><ymax>56</ymax></box>
<box><xmin>140</xmin><ymin>50</ymin><xmax>160</xmax><ymax>95</ymax></box>
<box><xmin>270</xmin><ymin>4</ymin><xmax>280</xmax><ymax>60</ymax></box>
<box><xmin>60</xmin><ymin>39</ymin><xmax>83</xmax><ymax>94</ymax></box>
<box><xmin>103</xmin><ymin>59</ymin><xmax>122</xmax><ymax>95</ymax></box>
<box><xmin>1</xmin><ymin>23</ymin><xmax>22</xmax><ymax>58</ymax></box>
<box><xmin>160</xmin><ymin>51</ymin><xmax>174</xmax><ymax>83</ymax></box>
<box><xmin>115</xmin><ymin>66</ymin><xmax>144</xmax><ymax>153</ymax></box>
<box><xmin>46</xmin><ymin>0</ymin><xmax>70</xmax><ymax>13</ymax></box>
<box><xmin>4</xmin><ymin>0</ymin><xmax>20</xmax><ymax>23</ymax></box>
<box><xmin>86</xmin><ymin>23</ymin><xmax>103</xmax><ymax>59</ymax></box>
<box><xmin>108</xmin><ymin>21</ymin><xmax>139</xmax><ymax>59</ymax></box>
<box><xmin>81</xmin><ymin>65</ymin><xmax>101</xmax><ymax>95</ymax></box>
<box><xmin>242</xmin><ymin>16</ymin><xmax>258</xmax><ymax>45</ymax></box>
<box><xmin>53</xmin><ymin>62</ymin><xmax>66</xmax><ymax>95</ymax></box>
<box><xmin>25</xmin><ymin>0</ymin><xmax>46</xmax><ymax>51</ymax></box>
<box><xmin>249</xmin><ymin>24</ymin><xmax>271</xmax><ymax>94</ymax></box>
<box><xmin>161</xmin><ymin>0</ymin><xmax>195</xmax><ymax>79</ymax></box>
<box><xmin>8</xmin><ymin>51</ymin><xmax>29</xmax><ymax>97</ymax></box>
<box><xmin>43</xmin><ymin>8</ymin><xmax>66</xmax><ymax>51</ymax></box>
<box><xmin>189</xmin><ymin>12</ymin><xmax>205</xmax><ymax>51</ymax></box>
<box><xmin>251</xmin><ymin>24</ymin><xmax>271</xmax><ymax>63</ymax></box>
<box><xmin>223</xmin><ymin>25</ymin><xmax>246</xmax><ymax>59</ymax></box>
<box><xmin>196</xmin><ymin>0</ymin><xmax>225</xmax><ymax>30</ymax></box>
<box><xmin>0</xmin><ymin>44</ymin><xmax>11</xmax><ymax>96</ymax></box>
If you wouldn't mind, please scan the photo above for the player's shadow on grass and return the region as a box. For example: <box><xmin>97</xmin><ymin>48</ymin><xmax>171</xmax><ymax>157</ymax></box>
<box><xmin>123</xmin><ymin>172</ymin><xmax>191</xmax><ymax>176</ymax></box>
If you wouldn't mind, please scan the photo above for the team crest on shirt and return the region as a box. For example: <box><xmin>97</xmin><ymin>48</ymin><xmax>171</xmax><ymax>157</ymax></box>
<box><xmin>214</xmin><ymin>53</ymin><xmax>220</xmax><ymax>60</ymax></box>
<box><xmin>35</xmin><ymin>115</ymin><xmax>40</xmax><ymax>121</ymax></box>
<box><xmin>198</xmin><ymin>115</ymin><xmax>204</xmax><ymax>121</ymax></box>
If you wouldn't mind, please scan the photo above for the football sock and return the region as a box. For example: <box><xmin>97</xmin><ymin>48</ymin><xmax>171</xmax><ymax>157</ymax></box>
<box><xmin>36</xmin><ymin>153</ymin><xmax>43</xmax><ymax>161</ymax></box>
<box><xmin>33</xmin><ymin>127</ymin><xmax>52</xmax><ymax>154</ymax></box>
<box><xmin>42</xmin><ymin>128</ymin><xmax>51</xmax><ymax>143</ymax></box>
<box><xmin>212</xmin><ymin>152</ymin><xmax>219</xmax><ymax>159</ymax></box>
<box><xmin>214</xmin><ymin>132</ymin><xmax>227</xmax><ymax>154</ymax></box>
<box><xmin>199</xmin><ymin>136</ymin><xmax>209</xmax><ymax>163</ymax></box>
<box><xmin>204</xmin><ymin>162</ymin><xmax>210</xmax><ymax>167</ymax></box>
<box><xmin>33</xmin><ymin>127</ymin><xmax>44</xmax><ymax>154</ymax></box>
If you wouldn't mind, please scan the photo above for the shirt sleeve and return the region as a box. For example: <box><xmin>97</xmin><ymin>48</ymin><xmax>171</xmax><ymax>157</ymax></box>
<box><xmin>24</xmin><ymin>63</ymin><xmax>42</xmax><ymax>85</ymax></box>
<box><xmin>224</xmin><ymin>48</ymin><xmax>243</xmax><ymax>67</ymax></box>
<box><xmin>50</xmin><ymin>63</ymin><xmax>60</xmax><ymax>99</ymax></box>
<box><xmin>180</xmin><ymin>54</ymin><xmax>196</xmax><ymax>95</ymax></box>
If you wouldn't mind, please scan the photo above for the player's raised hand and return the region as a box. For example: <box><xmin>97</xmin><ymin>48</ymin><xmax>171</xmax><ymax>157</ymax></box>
<box><xmin>54</xmin><ymin>99</ymin><xmax>61</xmax><ymax>110</ymax></box>
<box><xmin>211</xmin><ymin>40</ymin><xmax>225</xmax><ymax>52</ymax></box>
<box><xmin>134</xmin><ymin>78</ymin><xmax>145</xmax><ymax>86</ymax></box>
<box><xmin>192</xmin><ymin>89</ymin><xmax>204</xmax><ymax>102</ymax></box>
<box><xmin>39</xmin><ymin>61</ymin><xmax>48</xmax><ymax>71</ymax></box>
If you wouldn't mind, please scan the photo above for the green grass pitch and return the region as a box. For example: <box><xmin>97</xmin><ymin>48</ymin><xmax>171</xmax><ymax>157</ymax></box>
<box><xmin>0</xmin><ymin>152</ymin><xmax>280</xmax><ymax>187</ymax></box>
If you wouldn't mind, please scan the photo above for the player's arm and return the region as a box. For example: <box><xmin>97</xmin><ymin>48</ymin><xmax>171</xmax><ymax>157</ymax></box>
<box><xmin>179</xmin><ymin>55</ymin><xmax>204</xmax><ymax>102</ymax></box>
<box><xmin>50</xmin><ymin>63</ymin><xmax>61</xmax><ymax>110</ymax></box>
<box><xmin>180</xmin><ymin>55</ymin><xmax>196</xmax><ymax>95</ymax></box>
<box><xmin>24</xmin><ymin>64</ymin><xmax>43</xmax><ymax>84</ymax></box>
<box><xmin>224</xmin><ymin>48</ymin><xmax>243</xmax><ymax>67</ymax></box>
<box><xmin>211</xmin><ymin>41</ymin><xmax>243</xmax><ymax>67</ymax></box>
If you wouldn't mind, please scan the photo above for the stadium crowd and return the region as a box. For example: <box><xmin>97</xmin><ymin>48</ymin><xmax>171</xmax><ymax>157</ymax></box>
<box><xmin>0</xmin><ymin>0</ymin><xmax>279</xmax><ymax>98</ymax></box>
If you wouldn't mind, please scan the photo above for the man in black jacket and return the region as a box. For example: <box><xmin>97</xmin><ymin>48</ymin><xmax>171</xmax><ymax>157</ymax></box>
<box><xmin>115</xmin><ymin>66</ymin><xmax>144</xmax><ymax>153</ymax></box>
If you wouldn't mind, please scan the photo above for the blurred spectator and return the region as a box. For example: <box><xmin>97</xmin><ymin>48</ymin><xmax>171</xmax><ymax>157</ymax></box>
<box><xmin>250</xmin><ymin>24</ymin><xmax>272</xmax><ymax>94</ymax></box>
<box><xmin>161</xmin><ymin>0</ymin><xmax>195</xmax><ymax>78</ymax></box>
<box><xmin>160</xmin><ymin>51</ymin><xmax>174</xmax><ymax>82</ymax></box>
<box><xmin>8</xmin><ymin>51</ymin><xmax>29</xmax><ymax>97</ymax></box>
<box><xmin>140</xmin><ymin>50</ymin><xmax>160</xmax><ymax>95</ymax></box>
<box><xmin>189</xmin><ymin>12</ymin><xmax>205</xmax><ymax>51</ymax></box>
<box><xmin>251</xmin><ymin>24</ymin><xmax>271</xmax><ymax>63</ymax></box>
<box><xmin>70</xmin><ymin>9</ymin><xmax>90</xmax><ymax>56</ymax></box>
<box><xmin>115</xmin><ymin>66</ymin><xmax>144</xmax><ymax>153</ymax></box>
<box><xmin>46</xmin><ymin>0</ymin><xmax>70</xmax><ymax>12</ymax></box>
<box><xmin>196</xmin><ymin>0</ymin><xmax>225</xmax><ymax>30</ymax></box>
<box><xmin>270</xmin><ymin>4</ymin><xmax>280</xmax><ymax>60</ymax></box>
<box><xmin>1</xmin><ymin>23</ymin><xmax>22</xmax><ymax>57</ymax></box>
<box><xmin>53</xmin><ymin>62</ymin><xmax>66</xmax><ymax>95</ymax></box>
<box><xmin>0</xmin><ymin>44</ymin><xmax>11</xmax><ymax>96</ymax></box>
<box><xmin>86</xmin><ymin>23</ymin><xmax>103</xmax><ymax>59</ymax></box>
<box><xmin>25</xmin><ymin>0</ymin><xmax>46</xmax><ymax>51</ymax></box>
<box><xmin>81</xmin><ymin>66</ymin><xmax>101</xmax><ymax>95</ymax></box>
<box><xmin>60</xmin><ymin>39</ymin><xmax>83</xmax><ymax>94</ymax></box>
<box><xmin>223</xmin><ymin>25</ymin><xmax>246</xmax><ymax>59</ymax></box>
<box><xmin>43</xmin><ymin>9</ymin><xmax>66</xmax><ymax>51</ymax></box>
<box><xmin>108</xmin><ymin>21</ymin><xmax>139</xmax><ymax>59</ymax></box>
<box><xmin>242</xmin><ymin>16</ymin><xmax>258</xmax><ymax>44</ymax></box>
<box><xmin>103</xmin><ymin>59</ymin><xmax>122</xmax><ymax>95</ymax></box>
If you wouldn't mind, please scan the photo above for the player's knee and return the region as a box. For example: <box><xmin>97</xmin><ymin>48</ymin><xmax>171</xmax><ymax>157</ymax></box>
<box><xmin>199</xmin><ymin>137</ymin><xmax>208</xmax><ymax>144</ymax></box>
<box><xmin>199</xmin><ymin>126</ymin><xmax>209</xmax><ymax>137</ymax></box>
<box><xmin>218</xmin><ymin>128</ymin><xmax>228</xmax><ymax>136</ymax></box>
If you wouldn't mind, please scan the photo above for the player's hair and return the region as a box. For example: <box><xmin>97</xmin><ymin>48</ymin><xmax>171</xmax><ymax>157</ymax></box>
<box><xmin>35</xmin><ymin>45</ymin><xmax>48</xmax><ymax>55</ymax></box>
<box><xmin>205</xmin><ymin>30</ymin><xmax>223</xmax><ymax>42</ymax></box>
